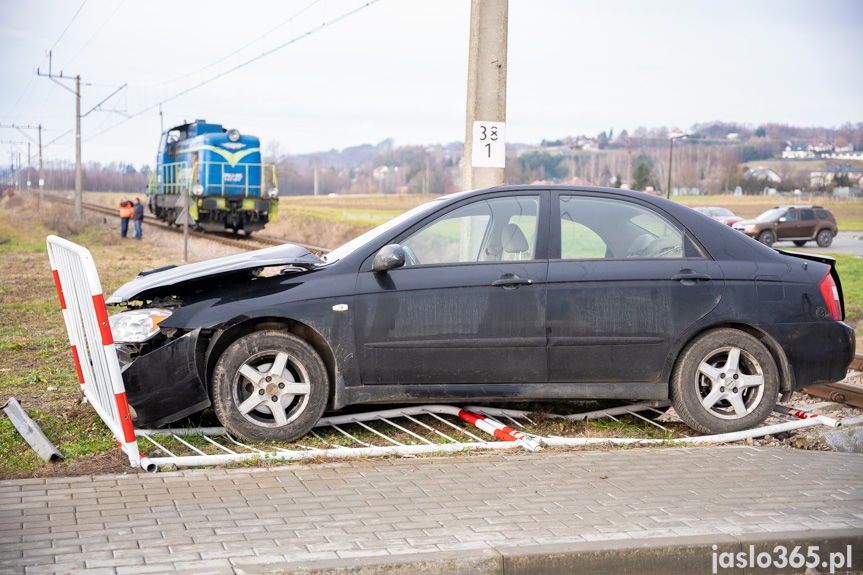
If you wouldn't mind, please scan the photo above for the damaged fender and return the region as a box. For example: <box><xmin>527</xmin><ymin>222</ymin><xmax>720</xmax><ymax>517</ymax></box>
<box><xmin>121</xmin><ymin>330</ymin><xmax>210</xmax><ymax>428</ymax></box>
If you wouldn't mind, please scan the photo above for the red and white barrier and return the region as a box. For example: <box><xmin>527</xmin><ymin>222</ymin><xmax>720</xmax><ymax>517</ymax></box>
<box><xmin>773</xmin><ymin>405</ymin><xmax>841</xmax><ymax>428</ymax></box>
<box><xmin>47</xmin><ymin>236</ymin><xmax>143</xmax><ymax>469</ymax></box>
<box><xmin>457</xmin><ymin>409</ymin><xmax>542</xmax><ymax>451</ymax></box>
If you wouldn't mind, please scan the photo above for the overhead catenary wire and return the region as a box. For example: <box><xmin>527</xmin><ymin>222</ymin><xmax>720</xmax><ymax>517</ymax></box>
<box><xmin>49</xmin><ymin>0</ymin><xmax>90</xmax><ymax>53</ymax></box>
<box><xmin>86</xmin><ymin>0</ymin><xmax>382</xmax><ymax>142</ymax></box>
<box><xmin>140</xmin><ymin>0</ymin><xmax>324</xmax><ymax>90</ymax></box>
<box><xmin>59</xmin><ymin>0</ymin><xmax>128</xmax><ymax>70</ymax></box>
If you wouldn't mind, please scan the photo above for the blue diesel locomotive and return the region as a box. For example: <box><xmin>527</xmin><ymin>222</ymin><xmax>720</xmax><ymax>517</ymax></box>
<box><xmin>148</xmin><ymin>120</ymin><xmax>278</xmax><ymax>234</ymax></box>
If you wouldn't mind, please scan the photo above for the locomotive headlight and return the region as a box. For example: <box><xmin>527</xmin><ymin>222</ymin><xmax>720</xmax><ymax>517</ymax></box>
<box><xmin>191</xmin><ymin>184</ymin><xmax>204</xmax><ymax>196</ymax></box>
<box><xmin>109</xmin><ymin>309</ymin><xmax>172</xmax><ymax>343</ymax></box>
<box><xmin>268</xmin><ymin>187</ymin><xmax>279</xmax><ymax>198</ymax></box>
<box><xmin>227</xmin><ymin>129</ymin><xmax>241</xmax><ymax>142</ymax></box>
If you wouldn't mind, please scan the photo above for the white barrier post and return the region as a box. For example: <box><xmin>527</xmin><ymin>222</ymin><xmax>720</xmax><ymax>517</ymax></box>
<box><xmin>47</xmin><ymin>235</ymin><xmax>142</xmax><ymax>468</ymax></box>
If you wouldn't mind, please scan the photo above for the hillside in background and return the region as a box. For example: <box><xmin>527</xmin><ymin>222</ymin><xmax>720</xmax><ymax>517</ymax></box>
<box><xmin>5</xmin><ymin>120</ymin><xmax>862</xmax><ymax>196</ymax></box>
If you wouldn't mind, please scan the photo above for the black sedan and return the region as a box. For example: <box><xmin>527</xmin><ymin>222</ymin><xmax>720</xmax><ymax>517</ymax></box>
<box><xmin>106</xmin><ymin>186</ymin><xmax>855</xmax><ymax>440</ymax></box>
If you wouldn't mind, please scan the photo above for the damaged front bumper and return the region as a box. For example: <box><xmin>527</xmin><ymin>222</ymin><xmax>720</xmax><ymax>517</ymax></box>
<box><xmin>119</xmin><ymin>330</ymin><xmax>210</xmax><ymax>428</ymax></box>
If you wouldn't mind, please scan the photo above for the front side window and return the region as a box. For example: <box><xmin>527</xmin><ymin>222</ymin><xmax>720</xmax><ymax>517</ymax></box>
<box><xmin>784</xmin><ymin>210</ymin><xmax>799</xmax><ymax>222</ymax></box>
<box><xmin>401</xmin><ymin>196</ymin><xmax>539</xmax><ymax>266</ymax></box>
<box><xmin>559</xmin><ymin>196</ymin><xmax>686</xmax><ymax>259</ymax></box>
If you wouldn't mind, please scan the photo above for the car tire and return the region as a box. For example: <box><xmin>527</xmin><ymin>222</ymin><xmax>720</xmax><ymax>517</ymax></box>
<box><xmin>670</xmin><ymin>328</ymin><xmax>779</xmax><ymax>435</ymax></box>
<box><xmin>757</xmin><ymin>230</ymin><xmax>776</xmax><ymax>247</ymax></box>
<box><xmin>793</xmin><ymin>240</ymin><xmax>807</xmax><ymax>247</ymax></box>
<box><xmin>816</xmin><ymin>229</ymin><xmax>834</xmax><ymax>248</ymax></box>
<box><xmin>211</xmin><ymin>330</ymin><xmax>329</xmax><ymax>442</ymax></box>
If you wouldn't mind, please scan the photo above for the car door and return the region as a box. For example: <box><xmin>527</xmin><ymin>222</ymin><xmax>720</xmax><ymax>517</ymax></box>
<box><xmin>797</xmin><ymin>209</ymin><xmax>817</xmax><ymax>237</ymax></box>
<box><xmin>776</xmin><ymin>209</ymin><xmax>800</xmax><ymax>239</ymax></box>
<box><xmin>353</xmin><ymin>193</ymin><xmax>549</xmax><ymax>385</ymax></box>
<box><xmin>546</xmin><ymin>193</ymin><xmax>724</xmax><ymax>384</ymax></box>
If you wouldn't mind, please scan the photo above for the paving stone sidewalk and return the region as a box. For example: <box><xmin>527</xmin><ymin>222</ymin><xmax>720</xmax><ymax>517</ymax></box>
<box><xmin>1</xmin><ymin>446</ymin><xmax>861</xmax><ymax>575</ymax></box>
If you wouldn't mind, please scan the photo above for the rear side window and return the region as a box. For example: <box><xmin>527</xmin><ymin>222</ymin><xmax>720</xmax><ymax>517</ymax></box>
<box><xmin>558</xmin><ymin>196</ymin><xmax>687</xmax><ymax>259</ymax></box>
<box><xmin>800</xmin><ymin>210</ymin><xmax>815</xmax><ymax>221</ymax></box>
<box><xmin>816</xmin><ymin>210</ymin><xmax>829</xmax><ymax>219</ymax></box>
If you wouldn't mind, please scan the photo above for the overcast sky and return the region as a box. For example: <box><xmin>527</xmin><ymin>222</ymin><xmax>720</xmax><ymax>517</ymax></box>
<box><xmin>2</xmin><ymin>0</ymin><xmax>861</xmax><ymax>169</ymax></box>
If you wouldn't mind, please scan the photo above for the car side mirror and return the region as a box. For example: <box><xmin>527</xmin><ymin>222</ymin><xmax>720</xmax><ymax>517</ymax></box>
<box><xmin>778</xmin><ymin>217</ymin><xmax>786</xmax><ymax>223</ymax></box>
<box><xmin>372</xmin><ymin>244</ymin><xmax>406</xmax><ymax>273</ymax></box>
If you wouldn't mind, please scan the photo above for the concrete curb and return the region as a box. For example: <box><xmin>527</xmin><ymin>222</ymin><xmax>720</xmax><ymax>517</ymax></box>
<box><xmin>236</xmin><ymin>530</ymin><xmax>863</xmax><ymax>575</ymax></box>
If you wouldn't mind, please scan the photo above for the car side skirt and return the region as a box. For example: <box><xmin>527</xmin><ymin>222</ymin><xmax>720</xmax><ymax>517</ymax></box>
<box><xmin>339</xmin><ymin>381</ymin><xmax>668</xmax><ymax>407</ymax></box>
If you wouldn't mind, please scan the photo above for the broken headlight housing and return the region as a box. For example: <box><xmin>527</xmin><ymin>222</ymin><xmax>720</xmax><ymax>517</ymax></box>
<box><xmin>109</xmin><ymin>309</ymin><xmax>172</xmax><ymax>343</ymax></box>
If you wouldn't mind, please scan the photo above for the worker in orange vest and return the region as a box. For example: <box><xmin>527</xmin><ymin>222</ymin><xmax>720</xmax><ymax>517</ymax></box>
<box><xmin>119</xmin><ymin>197</ymin><xmax>133</xmax><ymax>238</ymax></box>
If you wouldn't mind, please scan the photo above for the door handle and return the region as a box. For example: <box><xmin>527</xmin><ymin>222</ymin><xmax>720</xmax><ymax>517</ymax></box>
<box><xmin>492</xmin><ymin>275</ymin><xmax>533</xmax><ymax>288</ymax></box>
<box><xmin>671</xmin><ymin>270</ymin><xmax>712</xmax><ymax>284</ymax></box>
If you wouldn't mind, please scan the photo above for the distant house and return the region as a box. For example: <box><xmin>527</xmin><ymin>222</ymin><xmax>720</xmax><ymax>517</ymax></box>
<box><xmin>530</xmin><ymin>177</ymin><xmax>595</xmax><ymax>186</ymax></box>
<box><xmin>809</xmin><ymin>165</ymin><xmax>863</xmax><ymax>188</ymax></box>
<box><xmin>744</xmin><ymin>167</ymin><xmax>781</xmax><ymax>184</ymax></box>
<box><xmin>809</xmin><ymin>142</ymin><xmax>833</xmax><ymax>153</ymax></box>
<box><xmin>782</xmin><ymin>143</ymin><xmax>815</xmax><ymax>159</ymax></box>
<box><xmin>372</xmin><ymin>165</ymin><xmax>390</xmax><ymax>180</ymax></box>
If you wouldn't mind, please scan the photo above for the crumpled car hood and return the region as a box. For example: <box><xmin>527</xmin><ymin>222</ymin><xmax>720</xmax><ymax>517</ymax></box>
<box><xmin>106</xmin><ymin>243</ymin><xmax>324</xmax><ymax>304</ymax></box>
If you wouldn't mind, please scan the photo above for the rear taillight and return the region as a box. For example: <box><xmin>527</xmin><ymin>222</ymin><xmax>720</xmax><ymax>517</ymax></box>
<box><xmin>819</xmin><ymin>270</ymin><xmax>842</xmax><ymax>320</ymax></box>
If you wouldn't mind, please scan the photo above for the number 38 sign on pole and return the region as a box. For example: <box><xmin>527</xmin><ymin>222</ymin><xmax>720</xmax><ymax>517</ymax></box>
<box><xmin>471</xmin><ymin>121</ymin><xmax>506</xmax><ymax>168</ymax></box>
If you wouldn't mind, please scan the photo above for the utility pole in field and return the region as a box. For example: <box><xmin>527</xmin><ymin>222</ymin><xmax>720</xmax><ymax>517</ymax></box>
<box><xmin>462</xmin><ymin>0</ymin><xmax>508</xmax><ymax>192</ymax></box>
<box><xmin>38</xmin><ymin>51</ymin><xmax>126</xmax><ymax>222</ymax></box>
<box><xmin>38</xmin><ymin>125</ymin><xmax>44</xmax><ymax>199</ymax></box>
<box><xmin>75</xmin><ymin>74</ymin><xmax>82</xmax><ymax>220</ymax></box>
<box><xmin>1</xmin><ymin>124</ymin><xmax>46</xmax><ymax>199</ymax></box>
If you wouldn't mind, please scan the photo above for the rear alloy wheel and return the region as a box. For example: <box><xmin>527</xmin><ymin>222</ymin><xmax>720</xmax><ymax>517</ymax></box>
<box><xmin>816</xmin><ymin>229</ymin><xmax>834</xmax><ymax>248</ymax></box>
<box><xmin>671</xmin><ymin>329</ymin><xmax>779</xmax><ymax>435</ymax></box>
<box><xmin>212</xmin><ymin>330</ymin><xmax>329</xmax><ymax>442</ymax></box>
<box><xmin>757</xmin><ymin>230</ymin><xmax>776</xmax><ymax>247</ymax></box>
<box><xmin>793</xmin><ymin>240</ymin><xmax>807</xmax><ymax>247</ymax></box>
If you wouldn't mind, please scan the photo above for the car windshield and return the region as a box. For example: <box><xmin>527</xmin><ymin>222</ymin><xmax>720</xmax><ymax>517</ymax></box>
<box><xmin>711</xmin><ymin>208</ymin><xmax>735</xmax><ymax>217</ymax></box>
<box><xmin>322</xmin><ymin>198</ymin><xmax>447</xmax><ymax>263</ymax></box>
<box><xmin>753</xmin><ymin>208</ymin><xmax>786</xmax><ymax>222</ymax></box>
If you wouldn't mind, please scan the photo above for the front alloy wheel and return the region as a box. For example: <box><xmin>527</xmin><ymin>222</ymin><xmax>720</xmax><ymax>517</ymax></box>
<box><xmin>757</xmin><ymin>230</ymin><xmax>776</xmax><ymax>247</ymax></box>
<box><xmin>212</xmin><ymin>330</ymin><xmax>329</xmax><ymax>442</ymax></box>
<box><xmin>671</xmin><ymin>329</ymin><xmax>779</xmax><ymax>435</ymax></box>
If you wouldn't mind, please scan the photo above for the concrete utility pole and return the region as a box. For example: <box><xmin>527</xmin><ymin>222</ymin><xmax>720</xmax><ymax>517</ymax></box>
<box><xmin>462</xmin><ymin>0</ymin><xmax>508</xmax><ymax>192</ymax></box>
<box><xmin>38</xmin><ymin>52</ymin><xmax>124</xmax><ymax>222</ymax></box>
<box><xmin>74</xmin><ymin>75</ymin><xmax>82</xmax><ymax>222</ymax></box>
<box><xmin>37</xmin><ymin>55</ymin><xmax>84</xmax><ymax>222</ymax></box>
<box><xmin>38</xmin><ymin>125</ymin><xmax>44</xmax><ymax>200</ymax></box>
<box><xmin>2</xmin><ymin>124</ymin><xmax>46</xmax><ymax>198</ymax></box>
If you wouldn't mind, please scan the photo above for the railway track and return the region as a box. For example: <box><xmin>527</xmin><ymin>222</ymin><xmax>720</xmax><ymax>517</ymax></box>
<box><xmin>43</xmin><ymin>192</ymin><xmax>330</xmax><ymax>254</ymax></box>
<box><xmin>803</xmin><ymin>353</ymin><xmax>863</xmax><ymax>408</ymax></box>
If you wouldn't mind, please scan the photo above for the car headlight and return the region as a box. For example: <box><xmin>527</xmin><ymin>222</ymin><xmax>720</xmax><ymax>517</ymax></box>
<box><xmin>268</xmin><ymin>187</ymin><xmax>279</xmax><ymax>198</ymax></box>
<box><xmin>743</xmin><ymin>224</ymin><xmax>756</xmax><ymax>232</ymax></box>
<box><xmin>109</xmin><ymin>309</ymin><xmax>172</xmax><ymax>343</ymax></box>
<box><xmin>192</xmin><ymin>184</ymin><xmax>204</xmax><ymax>196</ymax></box>
<box><xmin>227</xmin><ymin>129</ymin><xmax>240</xmax><ymax>142</ymax></box>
